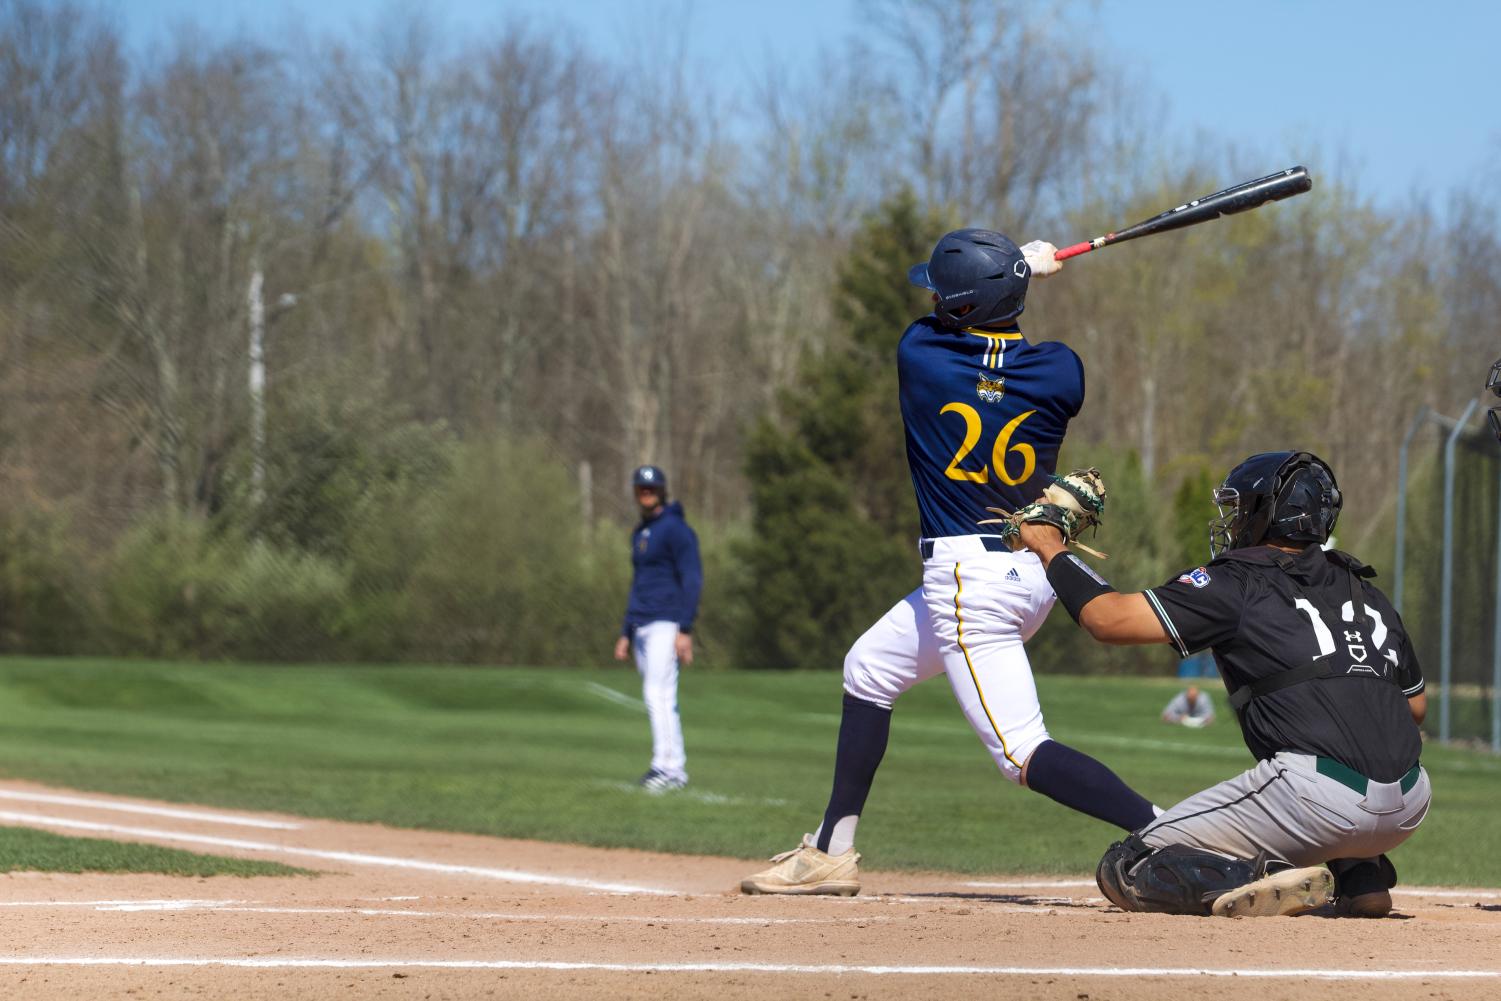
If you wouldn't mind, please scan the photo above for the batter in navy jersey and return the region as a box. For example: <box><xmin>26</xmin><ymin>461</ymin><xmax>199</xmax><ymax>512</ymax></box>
<box><xmin>898</xmin><ymin>317</ymin><xmax>1084</xmax><ymax>537</ymax></box>
<box><xmin>744</xmin><ymin>230</ymin><xmax>1156</xmax><ymax>896</ymax></box>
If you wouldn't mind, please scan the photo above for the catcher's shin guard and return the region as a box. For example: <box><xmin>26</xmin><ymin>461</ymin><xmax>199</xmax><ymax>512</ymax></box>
<box><xmin>1096</xmin><ymin>836</ymin><xmax>1259</xmax><ymax>916</ymax></box>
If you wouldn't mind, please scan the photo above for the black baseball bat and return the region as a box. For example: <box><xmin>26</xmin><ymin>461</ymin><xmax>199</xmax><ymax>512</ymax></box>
<box><xmin>1054</xmin><ymin>166</ymin><xmax>1313</xmax><ymax>260</ymax></box>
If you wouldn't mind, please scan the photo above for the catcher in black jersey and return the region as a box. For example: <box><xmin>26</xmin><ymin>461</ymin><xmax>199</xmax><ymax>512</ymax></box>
<box><xmin>1018</xmin><ymin>451</ymin><xmax>1430</xmax><ymax>918</ymax></box>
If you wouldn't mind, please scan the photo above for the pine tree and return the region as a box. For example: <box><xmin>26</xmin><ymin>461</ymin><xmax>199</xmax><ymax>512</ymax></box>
<box><xmin>734</xmin><ymin>191</ymin><xmax>950</xmax><ymax>668</ymax></box>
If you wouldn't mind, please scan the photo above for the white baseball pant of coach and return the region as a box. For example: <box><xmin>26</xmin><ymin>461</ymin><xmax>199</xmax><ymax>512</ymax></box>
<box><xmin>633</xmin><ymin>620</ymin><xmax>687</xmax><ymax>782</ymax></box>
<box><xmin>843</xmin><ymin>535</ymin><xmax>1055</xmax><ymax>782</ymax></box>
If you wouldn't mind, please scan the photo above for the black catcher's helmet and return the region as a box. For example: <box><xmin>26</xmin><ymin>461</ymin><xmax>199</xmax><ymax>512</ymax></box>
<box><xmin>909</xmin><ymin>228</ymin><xmax>1030</xmax><ymax>329</ymax></box>
<box><xmin>1209</xmin><ymin>451</ymin><xmax>1342</xmax><ymax>557</ymax></box>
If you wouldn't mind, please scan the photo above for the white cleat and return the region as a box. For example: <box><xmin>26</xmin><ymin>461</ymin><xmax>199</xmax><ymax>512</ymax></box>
<box><xmin>1211</xmin><ymin>865</ymin><xmax>1334</xmax><ymax>917</ymax></box>
<box><xmin>741</xmin><ymin>835</ymin><xmax>861</xmax><ymax>896</ymax></box>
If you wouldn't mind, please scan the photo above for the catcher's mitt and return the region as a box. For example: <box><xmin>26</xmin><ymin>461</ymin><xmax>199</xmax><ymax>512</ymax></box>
<box><xmin>979</xmin><ymin>467</ymin><xmax>1108</xmax><ymax>558</ymax></box>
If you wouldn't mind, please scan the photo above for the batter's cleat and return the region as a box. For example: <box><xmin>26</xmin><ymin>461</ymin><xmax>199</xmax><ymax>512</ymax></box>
<box><xmin>740</xmin><ymin>835</ymin><xmax>861</xmax><ymax>896</ymax></box>
<box><xmin>1211</xmin><ymin>865</ymin><xmax>1334</xmax><ymax>918</ymax></box>
<box><xmin>1334</xmin><ymin>888</ymin><xmax>1393</xmax><ymax>918</ymax></box>
<box><xmin>638</xmin><ymin>769</ymin><xmax>687</xmax><ymax>793</ymax></box>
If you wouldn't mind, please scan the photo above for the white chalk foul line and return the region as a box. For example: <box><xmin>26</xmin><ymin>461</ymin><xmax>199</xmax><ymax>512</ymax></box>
<box><xmin>0</xmin><ymin>811</ymin><xmax>673</xmax><ymax>896</ymax></box>
<box><xmin>0</xmin><ymin>958</ymin><xmax>1495</xmax><ymax>978</ymax></box>
<box><xmin>0</xmin><ymin>790</ymin><xmax>300</xmax><ymax>830</ymax></box>
<box><xmin>147</xmin><ymin>905</ymin><xmax>909</xmax><ymax>924</ymax></box>
<box><xmin>0</xmin><ymin>899</ymin><xmax>1057</xmax><ymax>921</ymax></box>
<box><xmin>582</xmin><ymin>682</ymin><xmax>647</xmax><ymax>713</ymax></box>
<box><xmin>1398</xmin><ymin>887</ymin><xmax>1501</xmax><ymax>900</ymax></box>
<box><xmin>0</xmin><ymin>899</ymin><xmax>255</xmax><ymax>910</ymax></box>
<box><xmin>595</xmin><ymin>781</ymin><xmax>790</xmax><ymax>808</ymax></box>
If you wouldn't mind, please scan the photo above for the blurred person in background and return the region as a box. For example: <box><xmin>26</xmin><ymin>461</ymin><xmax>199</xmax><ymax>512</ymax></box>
<box><xmin>614</xmin><ymin>466</ymin><xmax>702</xmax><ymax>792</ymax></box>
<box><xmin>1162</xmin><ymin>684</ymin><xmax>1215</xmax><ymax>728</ymax></box>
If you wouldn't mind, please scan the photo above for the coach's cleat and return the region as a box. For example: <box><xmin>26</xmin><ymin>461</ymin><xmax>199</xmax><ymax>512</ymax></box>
<box><xmin>740</xmin><ymin>835</ymin><xmax>861</xmax><ymax>896</ymax></box>
<box><xmin>1211</xmin><ymin>865</ymin><xmax>1333</xmax><ymax>918</ymax></box>
<box><xmin>638</xmin><ymin>769</ymin><xmax>687</xmax><ymax>793</ymax></box>
<box><xmin>1334</xmin><ymin>888</ymin><xmax>1392</xmax><ymax>918</ymax></box>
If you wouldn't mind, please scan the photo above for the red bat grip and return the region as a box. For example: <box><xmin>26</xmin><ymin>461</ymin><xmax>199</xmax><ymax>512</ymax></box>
<box><xmin>1053</xmin><ymin>241</ymin><xmax>1097</xmax><ymax>261</ymax></box>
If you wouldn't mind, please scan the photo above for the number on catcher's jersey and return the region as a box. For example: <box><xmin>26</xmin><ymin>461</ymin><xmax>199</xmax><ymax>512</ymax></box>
<box><xmin>1292</xmin><ymin>598</ymin><xmax>1390</xmax><ymax>672</ymax></box>
<box><xmin>939</xmin><ymin>404</ymin><xmax>1037</xmax><ymax>486</ymax></box>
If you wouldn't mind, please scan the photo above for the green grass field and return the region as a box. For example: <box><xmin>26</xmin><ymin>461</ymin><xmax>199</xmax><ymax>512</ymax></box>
<box><xmin>0</xmin><ymin>657</ymin><xmax>1494</xmax><ymax>885</ymax></box>
<box><xmin>0</xmin><ymin>826</ymin><xmax>310</xmax><ymax>876</ymax></box>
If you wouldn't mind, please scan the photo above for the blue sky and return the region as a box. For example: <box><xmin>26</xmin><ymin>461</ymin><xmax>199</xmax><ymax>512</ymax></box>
<box><xmin>110</xmin><ymin>0</ymin><xmax>1500</xmax><ymax>207</ymax></box>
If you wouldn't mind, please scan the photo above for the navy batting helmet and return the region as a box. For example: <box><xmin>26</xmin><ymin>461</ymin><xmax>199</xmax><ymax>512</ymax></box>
<box><xmin>909</xmin><ymin>228</ymin><xmax>1030</xmax><ymax>329</ymax></box>
<box><xmin>1209</xmin><ymin>451</ymin><xmax>1342</xmax><ymax>557</ymax></box>
<box><xmin>632</xmin><ymin>465</ymin><xmax>667</xmax><ymax>492</ymax></box>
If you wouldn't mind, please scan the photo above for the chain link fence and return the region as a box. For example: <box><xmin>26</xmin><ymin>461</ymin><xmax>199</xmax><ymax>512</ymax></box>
<box><xmin>1395</xmin><ymin>405</ymin><xmax>1500</xmax><ymax>751</ymax></box>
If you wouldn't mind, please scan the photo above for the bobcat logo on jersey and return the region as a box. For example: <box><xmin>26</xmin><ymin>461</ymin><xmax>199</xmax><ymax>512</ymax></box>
<box><xmin>976</xmin><ymin>371</ymin><xmax>1006</xmax><ymax>404</ymax></box>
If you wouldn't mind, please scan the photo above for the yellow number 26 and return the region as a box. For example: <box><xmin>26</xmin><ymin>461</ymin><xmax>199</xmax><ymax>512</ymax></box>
<box><xmin>938</xmin><ymin>404</ymin><xmax>1037</xmax><ymax>486</ymax></box>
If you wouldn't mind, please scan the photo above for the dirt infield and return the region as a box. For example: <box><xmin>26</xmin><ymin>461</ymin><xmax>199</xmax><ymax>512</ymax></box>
<box><xmin>0</xmin><ymin>780</ymin><xmax>1497</xmax><ymax>1000</ymax></box>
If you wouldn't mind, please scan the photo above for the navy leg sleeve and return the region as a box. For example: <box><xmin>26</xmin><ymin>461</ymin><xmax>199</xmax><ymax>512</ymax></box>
<box><xmin>815</xmin><ymin>693</ymin><xmax>892</xmax><ymax>853</ymax></box>
<box><xmin>1024</xmin><ymin>739</ymin><xmax>1156</xmax><ymax>832</ymax></box>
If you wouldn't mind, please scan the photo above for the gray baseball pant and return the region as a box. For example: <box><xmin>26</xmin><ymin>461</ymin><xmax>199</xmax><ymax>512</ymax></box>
<box><xmin>1139</xmin><ymin>751</ymin><xmax>1431</xmax><ymax>873</ymax></box>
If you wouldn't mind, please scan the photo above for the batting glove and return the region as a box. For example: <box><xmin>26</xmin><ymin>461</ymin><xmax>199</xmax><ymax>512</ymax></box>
<box><xmin>1021</xmin><ymin>240</ymin><xmax>1062</xmax><ymax>279</ymax></box>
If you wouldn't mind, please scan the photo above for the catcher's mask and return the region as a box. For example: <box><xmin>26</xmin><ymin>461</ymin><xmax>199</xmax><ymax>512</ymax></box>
<box><xmin>909</xmin><ymin>228</ymin><xmax>1030</xmax><ymax>329</ymax></box>
<box><xmin>1208</xmin><ymin>451</ymin><xmax>1342</xmax><ymax>558</ymax></box>
<box><xmin>1488</xmin><ymin>357</ymin><xmax>1500</xmax><ymax>442</ymax></box>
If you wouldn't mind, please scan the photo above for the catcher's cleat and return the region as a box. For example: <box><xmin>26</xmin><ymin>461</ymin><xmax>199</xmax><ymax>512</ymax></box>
<box><xmin>740</xmin><ymin>835</ymin><xmax>861</xmax><ymax>896</ymax></box>
<box><xmin>1334</xmin><ymin>888</ymin><xmax>1392</xmax><ymax>918</ymax></box>
<box><xmin>1330</xmin><ymin>855</ymin><xmax>1397</xmax><ymax>917</ymax></box>
<box><xmin>1211</xmin><ymin>865</ymin><xmax>1333</xmax><ymax>918</ymax></box>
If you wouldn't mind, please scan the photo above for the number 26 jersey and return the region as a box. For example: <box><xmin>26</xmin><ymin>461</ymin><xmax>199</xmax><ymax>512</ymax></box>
<box><xmin>897</xmin><ymin>317</ymin><xmax>1085</xmax><ymax>540</ymax></box>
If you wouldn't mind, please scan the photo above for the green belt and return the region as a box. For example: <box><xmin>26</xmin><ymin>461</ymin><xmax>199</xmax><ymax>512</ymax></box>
<box><xmin>1315</xmin><ymin>757</ymin><xmax>1421</xmax><ymax>796</ymax></box>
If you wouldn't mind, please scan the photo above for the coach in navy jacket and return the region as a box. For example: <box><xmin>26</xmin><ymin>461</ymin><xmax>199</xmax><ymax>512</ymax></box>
<box><xmin>622</xmin><ymin>499</ymin><xmax>702</xmax><ymax>638</ymax></box>
<box><xmin>614</xmin><ymin>465</ymin><xmax>702</xmax><ymax>791</ymax></box>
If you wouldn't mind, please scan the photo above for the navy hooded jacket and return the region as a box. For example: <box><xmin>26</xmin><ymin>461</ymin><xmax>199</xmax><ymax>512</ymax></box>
<box><xmin>622</xmin><ymin>501</ymin><xmax>702</xmax><ymax>636</ymax></box>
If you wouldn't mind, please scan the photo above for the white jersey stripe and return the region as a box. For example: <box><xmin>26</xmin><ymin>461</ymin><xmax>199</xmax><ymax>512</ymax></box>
<box><xmin>1144</xmin><ymin>588</ymin><xmax>1190</xmax><ymax>657</ymax></box>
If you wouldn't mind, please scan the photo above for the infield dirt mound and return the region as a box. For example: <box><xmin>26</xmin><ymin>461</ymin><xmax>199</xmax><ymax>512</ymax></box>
<box><xmin>0</xmin><ymin>779</ymin><xmax>1497</xmax><ymax>1000</ymax></box>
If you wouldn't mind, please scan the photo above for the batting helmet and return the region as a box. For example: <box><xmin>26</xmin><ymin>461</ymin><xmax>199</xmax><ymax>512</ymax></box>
<box><xmin>632</xmin><ymin>465</ymin><xmax>668</xmax><ymax>493</ymax></box>
<box><xmin>1209</xmin><ymin>451</ymin><xmax>1342</xmax><ymax>557</ymax></box>
<box><xmin>909</xmin><ymin>228</ymin><xmax>1030</xmax><ymax>329</ymax></box>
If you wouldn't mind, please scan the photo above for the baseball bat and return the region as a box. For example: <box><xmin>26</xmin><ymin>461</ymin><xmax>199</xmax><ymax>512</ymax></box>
<box><xmin>1054</xmin><ymin>166</ymin><xmax>1313</xmax><ymax>261</ymax></box>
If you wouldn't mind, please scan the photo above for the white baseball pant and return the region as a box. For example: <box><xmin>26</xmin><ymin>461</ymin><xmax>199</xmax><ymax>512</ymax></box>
<box><xmin>843</xmin><ymin>536</ymin><xmax>1056</xmax><ymax>783</ymax></box>
<box><xmin>633</xmin><ymin>620</ymin><xmax>687</xmax><ymax>781</ymax></box>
